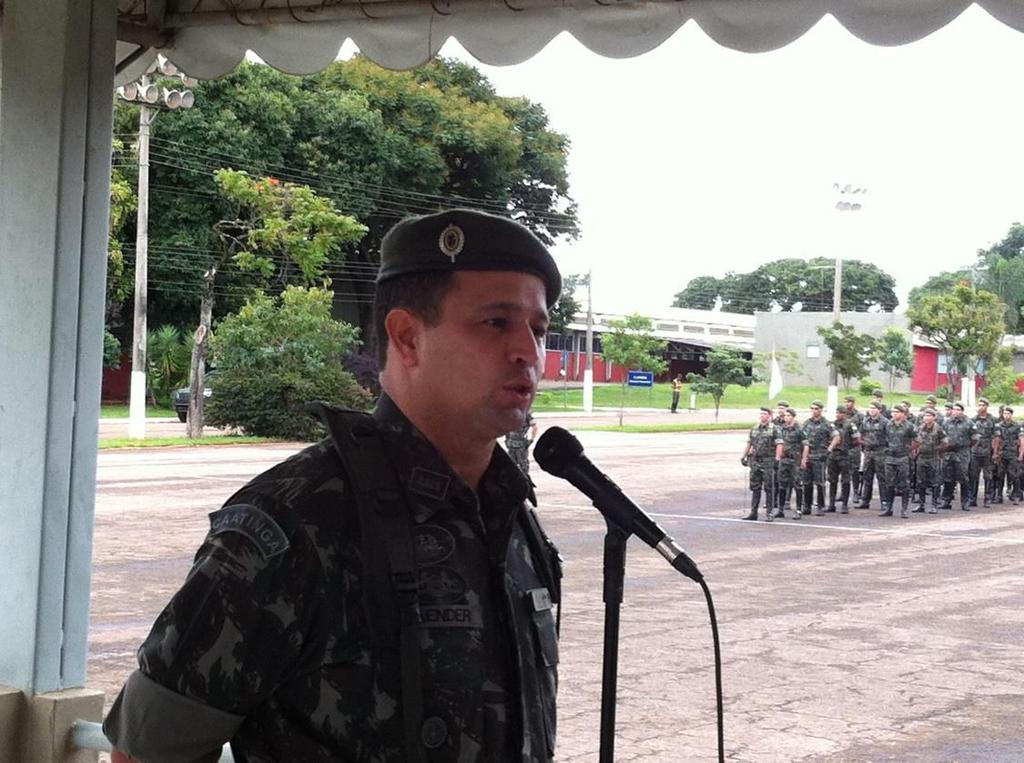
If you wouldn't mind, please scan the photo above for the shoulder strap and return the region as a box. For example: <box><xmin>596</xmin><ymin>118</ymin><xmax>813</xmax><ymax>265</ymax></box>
<box><xmin>308</xmin><ymin>402</ymin><xmax>427</xmax><ymax>763</ymax></box>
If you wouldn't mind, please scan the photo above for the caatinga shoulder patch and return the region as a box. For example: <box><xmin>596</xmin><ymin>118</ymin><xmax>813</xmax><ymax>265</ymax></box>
<box><xmin>208</xmin><ymin>503</ymin><xmax>290</xmax><ymax>559</ymax></box>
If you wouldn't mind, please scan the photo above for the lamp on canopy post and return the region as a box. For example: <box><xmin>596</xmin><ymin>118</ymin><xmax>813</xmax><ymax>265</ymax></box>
<box><xmin>827</xmin><ymin>183</ymin><xmax>867</xmax><ymax>415</ymax></box>
<box><xmin>117</xmin><ymin>55</ymin><xmax>196</xmax><ymax>440</ymax></box>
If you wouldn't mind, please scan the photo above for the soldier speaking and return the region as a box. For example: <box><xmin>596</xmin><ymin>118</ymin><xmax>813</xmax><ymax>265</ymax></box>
<box><xmin>104</xmin><ymin>209</ymin><xmax>564</xmax><ymax>761</ymax></box>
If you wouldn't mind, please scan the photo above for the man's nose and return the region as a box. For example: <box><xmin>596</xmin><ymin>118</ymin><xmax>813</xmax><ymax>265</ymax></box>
<box><xmin>509</xmin><ymin>324</ymin><xmax>543</xmax><ymax>367</ymax></box>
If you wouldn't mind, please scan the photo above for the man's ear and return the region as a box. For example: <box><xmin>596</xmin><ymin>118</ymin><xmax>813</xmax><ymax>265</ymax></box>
<box><xmin>384</xmin><ymin>308</ymin><xmax>424</xmax><ymax>368</ymax></box>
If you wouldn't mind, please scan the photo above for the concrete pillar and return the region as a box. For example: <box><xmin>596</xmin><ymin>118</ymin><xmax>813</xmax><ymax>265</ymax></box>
<box><xmin>0</xmin><ymin>0</ymin><xmax>117</xmax><ymax>700</ymax></box>
<box><xmin>22</xmin><ymin>689</ymin><xmax>104</xmax><ymax>763</ymax></box>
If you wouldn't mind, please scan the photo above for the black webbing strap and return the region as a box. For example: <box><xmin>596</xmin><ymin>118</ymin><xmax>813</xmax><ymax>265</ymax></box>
<box><xmin>310</xmin><ymin>403</ymin><xmax>427</xmax><ymax>763</ymax></box>
<box><xmin>519</xmin><ymin>500</ymin><xmax>563</xmax><ymax>635</ymax></box>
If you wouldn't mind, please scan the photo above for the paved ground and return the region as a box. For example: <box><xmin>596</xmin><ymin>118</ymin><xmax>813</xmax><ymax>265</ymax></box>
<box><xmin>88</xmin><ymin>421</ymin><xmax>1024</xmax><ymax>761</ymax></box>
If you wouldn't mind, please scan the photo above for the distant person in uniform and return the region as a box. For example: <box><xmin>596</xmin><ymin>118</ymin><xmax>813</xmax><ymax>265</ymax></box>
<box><xmin>506</xmin><ymin>411</ymin><xmax>539</xmax><ymax>475</ymax></box>
<box><xmin>670</xmin><ymin>374</ymin><xmax>684</xmax><ymax>413</ymax></box>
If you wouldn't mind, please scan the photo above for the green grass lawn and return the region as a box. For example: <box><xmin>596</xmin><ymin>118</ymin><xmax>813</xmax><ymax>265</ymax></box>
<box><xmin>532</xmin><ymin>383</ymin><xmax>939</xmax><ymax>413</ymax></box>
<box><xmin>101</xmin><ymin>404</ymin><xmax>177</xmax><ymax>419</ymax></box>
<box><xmin>99</xmin><ymin>435</ymin><xmax>278</xmax><ymax>449</ymax></box>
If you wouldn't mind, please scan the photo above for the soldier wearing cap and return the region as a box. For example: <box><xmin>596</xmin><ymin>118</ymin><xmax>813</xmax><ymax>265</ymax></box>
<box><xmin>970</xmin><ymin>396</ymin><xmax>998</xmax><ymax>507</ymax></box>
<box><xmin>879</xmin><ymin>404</ymin><xmax>917</xmax><ymax>517</ymax></box>
<box><xmin>994</xmin><ymin>405</ymin><xmax>1022</xmax><ymax>504</ymax></box>
<box><xmin>105</xmin><ymin>209</ymin><xmax>564</xmax><ymax>762</ymax></box>
<box><xmin>854</xmin><ymin>401</ymin><xmax>891</xmax><ymax>511</ymax></box>
<box><xmin>913</xmin><ymin>407</ymin><xmax>948</xmax><ymax>513</ymax></box>
<box><xmin>942</xmin><ymin>402</ymin><xmax>978</xmax><ymax>510</ymax></box>
<box><xmin>771</xmin><ymin>400</ymin><xmax>791</xmax><ymax>508</ymax></box>
<box><xmin>843</xmin><ymin>395</ymin><xmax>866</xmax><ymax>500</ymax></box>
<box><xmin>802</xmin><ymin>400</ymin><xmax>832</xmax><ymax>515</ymax></box>
<box><xmin>871</xmin><ymin>389</ymin><xmax>891</xmax><ymax>419</ymax></box>
<box><xmin>775</xmin><ymin>407</ymin><xmax>809</xmax><ymax>519</ymax></box>
<box><xmin>827</xmin><ymin>405</ymin><xmax>861</xmax><ymax>513</ymax></box>
<box><xmin>939</xmin><ymin>401</ymin><xmax>956</xmax><ymax>503</ymax></box>
<box><xmin>742</xmin><ymin>407</ymin><xmax>779</xmax><ymax>521</ymax></box>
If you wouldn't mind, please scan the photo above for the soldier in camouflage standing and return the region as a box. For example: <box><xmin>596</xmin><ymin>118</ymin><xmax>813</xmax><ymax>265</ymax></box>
<box><xmin>105</xmin><ymin>209</ymin><xmax>564</xmax><ymax>762</ymax></box>
<box><xmin>775</xmin><ymin>407</ymin><xmax>809</xmax><ymax>520</ymax></box>
<box><xmin>771</xmin><ymin>400</ymin><xmax>790</xmax><ymax>508</ymax></box>
<box><xmin>506</xmin><ymin>411</ymin><xmax>538</xmax><ymax>475</ymax></box>
<box><xmin>854</xmin><ymin>401</ymin><xmax>890</xmax><ymax>511</ymax></box>
<box><xmin>942</xmin><ymin>402</ymin><xmax>978</xmax><ymax>511</ymax></box>
<box><xmin>880</xmin><ymin>404</ymin><xmax>917</xmax><ymax>518</ymax></box>
<box><xmin>802</xmin><ymin>400</ymin><xmax>832</xmax><ymax>516</ymax></box>
<box><xmin>742</xmin><ymin>406</ymin><xmax>778</xmax><ymax>521</ymax></box>
<box><xmin>827</xmin><ymin>405</ymin><xmax>860</xmax><ymax>513</ymax></box>
<box><xmin>871</xmin><ymin>389</ymin><xmax>891</xmax><ymax>419</ymax></box>
<box><xmin>913</xmin><ymin>407</ymin><xmax>947</xmax><ymax>514</ymax></box>
<box><xmin>843</xmin><ymin>395</ymin><xmax>865</xmax><ymax>500</ymax></box>
<box><xmin>969</xmin><ymin>397</ymin><xmax>998</xmax><ymax>507</ymax></box>
<box><xmin>993</xmin><ymin>405</ymin><xmax>1021</xmax><ymax>504</ymax></box>
<box><xmin>939</xmin><ymin>401</ymin><xmax>956</xmax><ymax>505</ymax></box>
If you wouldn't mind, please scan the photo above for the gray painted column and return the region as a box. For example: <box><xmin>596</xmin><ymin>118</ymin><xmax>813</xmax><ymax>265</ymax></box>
<box><xmin>0</xmin><ymin>0</ymin><xmax>116</xmax><ymax>694</ymax></box>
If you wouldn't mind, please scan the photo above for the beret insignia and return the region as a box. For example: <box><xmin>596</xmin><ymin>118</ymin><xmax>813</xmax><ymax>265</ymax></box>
<box><xmin>439</xmin><ymin>224</ymin><xmax>465</xmax><ymax>262</ymax></box>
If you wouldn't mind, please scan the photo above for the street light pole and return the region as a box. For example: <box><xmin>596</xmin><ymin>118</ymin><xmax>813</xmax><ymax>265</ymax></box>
<box><xmin>119</xmin><ymin>58</ymin><xmax>196</xmax><ymax>439</ymax></box>
<box><xmin>583</xmin><ymin>270</ymin><xmax>594</xmax><ymax>413</ymax></box>
<box><xmin>828</xmin><ymin>183</ymin><xmax>866</xmax><ymax>415</ymax></box>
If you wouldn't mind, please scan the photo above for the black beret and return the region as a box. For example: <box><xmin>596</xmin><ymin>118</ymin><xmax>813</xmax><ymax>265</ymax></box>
<box><xmin>759</xmin><ymin>406</ymin><xmax>772</xmax><ymax>414</ymax></box>
<box><xmin>869</xmin><ymin>401</ymin><xmax>883</xmax><ymax>410</ymax></box>
<box><xmin>1005</xmin><ymin>406</ymin><xmax>1015</xmax><ymax>414</ymax></box>
<box><xmin>872</xmin><ymin>390</ymin><xmax>884</xmax><ymax>397</ymax></box>
<box><xmin>377</xmin><ymin>208</ymin><xmax>562</xmax><ymax>307</ymax></box>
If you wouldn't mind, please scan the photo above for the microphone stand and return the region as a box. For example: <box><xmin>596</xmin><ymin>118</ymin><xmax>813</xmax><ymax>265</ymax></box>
<box><xmin>600</xmin><ymin>518</ymin><xmax>629</xmax><ymax>763</ymax></box>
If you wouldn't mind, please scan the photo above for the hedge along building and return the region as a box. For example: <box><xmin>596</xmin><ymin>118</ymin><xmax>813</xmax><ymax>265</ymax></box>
<box><xmin>5</xmin><ymin>1</ymin><xmax>1024</xmax><ymax>758</ymax></box>
<box><xmin>544</xmin><ymin>307</ymin><xmax>754</xmax><ymax>383</ymax></box>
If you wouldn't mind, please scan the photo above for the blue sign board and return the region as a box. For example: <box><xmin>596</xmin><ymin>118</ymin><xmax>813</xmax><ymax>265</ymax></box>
<box><xmin>627</xmin><ymin>370</ymin><xmax>654</xmax><ymax>387</ymax></box>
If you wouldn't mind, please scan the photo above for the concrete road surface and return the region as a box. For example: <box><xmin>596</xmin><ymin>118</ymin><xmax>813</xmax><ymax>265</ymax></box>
<box><xmin>89</xmin><ymin>427</ymin><xmax>1024</xmax><ymax>761</ymax></box>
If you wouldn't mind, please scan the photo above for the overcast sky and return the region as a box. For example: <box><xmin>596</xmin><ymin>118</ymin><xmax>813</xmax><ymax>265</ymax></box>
<box><xmin>430</xmin><ymin>5</ymin><xmax>1024</xmax><ymax>315</ymax></box>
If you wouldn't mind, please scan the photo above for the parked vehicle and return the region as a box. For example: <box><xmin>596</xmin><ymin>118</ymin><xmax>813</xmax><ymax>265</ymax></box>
<box><xmin>173</xmin><ymin>373</ymin><xmax>214</xmax><ymax>423</ymax></box>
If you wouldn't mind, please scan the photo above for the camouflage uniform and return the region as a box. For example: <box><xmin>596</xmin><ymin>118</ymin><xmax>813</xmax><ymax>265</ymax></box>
<box><xmin>942</xmin><ymin>414</ymin><xmax>977</xmax><ymax>510</ymax></box>
<box><xmin>104</xmin><ymin>395</ymin><xmax>561</xmax><ymax>762</ymax></box>
<box><xmin>801</xmin><ymin>416</ymin><xmax>833</xmax><ymax>515</ymax></box>
<box><xmin>994</xmin><ymin>418</ymin><xmax>1021</xmax><ymax>504</ymax></box>
<box><xmin>746</xmin><ymin>421</ymin><xmax>778</xmax><ymax>520</ymax></box>
<box><xmin>882</xmin><ymin>418</ymin><xmax>917</xmax><ymax>517</ymax></box>
<box><xmin>845</xmin><ymin>405</ymin><xmax>865</xmax><ymax>499</ymax></box>
<box><xmin>505</xmin><ymin>412</ymin><xmax>535</xmax><ymax>475</ymax></box>
<box><xmin>775</xmin><ymin>422</ymin><xmax>807</xmax><ymax>518</ymax></box>
<box><xmin>827</xmin><ymin>417</ymin><xmax>859</xmax><ymax>513</ymax></box>
<box><xmin>914</xmin><ymin>421</ymin><xmax>947</xmax><ymax>513</ymax></box>
<box><xmin>970</xmin><ymin>413</ymin><xmax>998</xmax><ymax>506</ymax></box>
<box><xmin>856</xmin><ymin>414</ymin><xmax>890</xmax><ymax>510</ymax></box>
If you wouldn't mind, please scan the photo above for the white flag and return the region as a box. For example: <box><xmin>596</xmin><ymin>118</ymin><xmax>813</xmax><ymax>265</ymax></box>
<box><xmin>768</xmin><ymin>347</ymin><xmax>784</xmax><ymax>400</ymax></box>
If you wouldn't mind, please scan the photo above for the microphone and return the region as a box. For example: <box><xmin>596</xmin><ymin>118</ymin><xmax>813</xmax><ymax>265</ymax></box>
<box><xmin>534</xmin><ymin>426</ymin><xmax>704</xmax><ymax>583</ymax></box>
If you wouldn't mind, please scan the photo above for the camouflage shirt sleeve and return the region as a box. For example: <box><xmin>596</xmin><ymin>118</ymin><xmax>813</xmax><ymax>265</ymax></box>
<box><xmin>136</xmin><ymin>497</ymin><xmax>326</xmax><ymax>716</ymax></box>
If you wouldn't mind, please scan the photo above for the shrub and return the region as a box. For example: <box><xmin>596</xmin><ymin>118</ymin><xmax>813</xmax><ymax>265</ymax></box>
<box><xmin>147</xmin><ymin>325</ymin><xmax>191</xmax><ymax>407</ymax></box>
<box><xmin>858</xmin><ymin>378</ymin><xmax>883</xmax><ymax>397</ymax></box>
<box><xmin>935</xmin><ymin>384</ymin><xmax>950</xmax><ymax>401</ymax></box>
<box><xmin>207</xmin><ymin>287</ymin><xmax>372</xmax><ymax>440</ymax></box>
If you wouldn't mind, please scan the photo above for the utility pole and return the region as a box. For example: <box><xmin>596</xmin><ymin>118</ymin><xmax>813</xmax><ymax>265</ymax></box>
<box><xmin>583</xmin><ymin>269</ymin><xmax>594</xmax><ymax>413</ymax></box>
<box><xmin>828</xmin><ymin>183</ymin><xmax>866</xmax><ymax>414</ymax></box>
<box><xmin>128</xmin><ymin>101</ymin><xmax>153</xmax><ymax>440</ymax></box>
<box><xmin>118</xmin><ymin>58</ymin><xmax>196</xmax><ymax>439</ymax></box>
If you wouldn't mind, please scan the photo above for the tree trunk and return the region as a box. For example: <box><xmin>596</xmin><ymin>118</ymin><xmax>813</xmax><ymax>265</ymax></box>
<box><xmin>186</xmin><ymin>267</ymin><xmax>216</xmax><ymax>439</ymax></box>
<box><xmin>714</xmin><ymin>396</ymin><xmax>721</xmax><ymax>422</ymax></box>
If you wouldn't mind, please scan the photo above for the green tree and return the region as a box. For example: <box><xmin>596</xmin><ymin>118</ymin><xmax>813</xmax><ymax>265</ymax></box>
<box><xmin>686</xmin><ymin>346</ymin><xmax>753</xmax><ymax>422</ymax></box>
<box><xmin>907</xmin><ymin>284</ymin><xmax>1005</xmax><ymax>400</ymax></box>
<box><xmin>674</xmin><ymin>258</ymin><xmax>898</xmax><ymax>314</ymax></box>
<box><xmin>147</xmin><ymin>325</ymin><xmax>191</xmax><ymax>407</ymax></box>
<box><xmin>600</xmin><ymin>314</ymin><xmax>667</xmax><ymax>426</ymax></box>
<box><xmin>876</xmin><ymin>327</ymin><xmax>914</xmax><ymax>392</ymax></box>
<box><xmin>106</xmin><ymin>138</ymin><xmax>137</xmax><ymax>340</ymax></box>
<box><xmin>816</xmin><ymin>321</ymin><xmax>878</xmax><ymax>390</ymax></box>
<box><xmin>207</xmin><ymin>286</ymin><xmax>371</xmax><ymax>440</ymax></box>
<box><xmin>907</xmin><ymin>270</ymin><xmax>975</xmax><ymax>312</ymax></box>
<box><xmin>103</xmin><ymin>329</ymin><xmax>122</xmax><ymax>371</ymax></box>
<box><xmin>187</xmin><ymin>171</ymin><xmax>367</xmax><ymax>437</ymax></box>
<box><xmin>976</xmin><ymin>223</ymin><xmax>1024</xmax><ymax>331</ymax></box>
<box><xmin>549</xmin><ymin>272</ymin><xmax>586</xmax><ymax>335</ymax></box>
<box><xmin>980</xmin><ymin>347</ymin><xmax>1020</xmax><ymax>404</ymax></box>
<box><xmin>111</xmin><ymin>58</ymin><xmax>577</xmax><ymax>334</ymax></box>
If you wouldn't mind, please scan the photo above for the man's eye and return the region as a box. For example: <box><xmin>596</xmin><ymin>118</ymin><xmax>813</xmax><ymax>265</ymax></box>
<box><xmin>532</xmin><ymin>326</ymin><xmax>548</xmax><ymax>340</ymax></box>
<box><xmin>485</xmin><ymin>318</ymin><xmax>507</xmax><ymax>329</ymax></box>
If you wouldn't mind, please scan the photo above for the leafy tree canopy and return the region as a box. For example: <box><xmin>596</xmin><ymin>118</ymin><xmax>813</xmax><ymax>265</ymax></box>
<box><xmin>601</xmin><ymin>314</ymin><xmax>667</xmax><ymax>426</ymax></box>
<box><xmin>207</xmin><ymin>286</ymin><xmax>370</xmax><ymax>440</ymax></box>
<box><xmin>686</xmin><ymin>346</ymin><xmax>752</xmax><ymax>421</ymax></box>
<box><xmin>815</xmin><ymin>321</ymin><xmax>877</xmax><ymax>390</ymax></box>
<box><xmin>875</xmin><ymin>327</ymin><xmax>914</xmax><ymax>392</ymax></box>
<box><xmin>673</xmin><ymin>257</ymin><xmax>898</xmax><ymax>315</ymax></box>
<box><xmin>112</xmin><ymin>57</ymin><xmax>578</xmax><ymax>332</ymax></box>
<box><xmin>907</xmin><ymin>269</ymin><xmax>975</xmax><ymax>312</ymax></box>
<box><xmin>907</xmin><ymin>284</ymin><xmax>1005</xmax><ymax>395</ymax></box>
<box><xmin>549</xmin><ymin>272</ymin><xmax>587</xmax><ymax>335</ymax></box>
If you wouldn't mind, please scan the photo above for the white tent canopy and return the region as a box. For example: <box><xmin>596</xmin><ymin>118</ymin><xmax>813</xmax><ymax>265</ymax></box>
<box><xmin>2</xmin><ymin>0</ymin><xmax>1024</xmax><ymax>746</ymax></box>
<box><xmin>113</xmin><ymin>0</ymin><xmax>1024</xmax><ymax>80</ymax></box>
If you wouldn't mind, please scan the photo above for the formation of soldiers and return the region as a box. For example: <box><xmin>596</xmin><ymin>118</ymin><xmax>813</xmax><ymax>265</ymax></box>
<box><xmin>741</xmin><ymin>390</ymin><xmax>1024</xmax><ymax>521</ymax></box>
